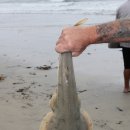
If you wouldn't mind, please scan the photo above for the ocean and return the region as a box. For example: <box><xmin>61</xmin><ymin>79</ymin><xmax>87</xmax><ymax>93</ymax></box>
<box><xmin>0</xmin><ymin>0</ymin><xmax>126</xmax><ymax>15</ymax></box>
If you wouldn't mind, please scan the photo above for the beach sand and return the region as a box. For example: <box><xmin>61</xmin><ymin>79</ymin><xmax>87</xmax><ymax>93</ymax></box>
<box><xmin>0</xmin><ymin>13</ymin><xmax>130</xmax><ymax>130</ymax></box>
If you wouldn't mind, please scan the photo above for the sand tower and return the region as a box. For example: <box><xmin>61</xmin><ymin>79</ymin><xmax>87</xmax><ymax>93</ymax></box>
<box><xmin>39</xmin><ymin>19</ymin><xmax>93</xmax><ymax>130</ymax></box>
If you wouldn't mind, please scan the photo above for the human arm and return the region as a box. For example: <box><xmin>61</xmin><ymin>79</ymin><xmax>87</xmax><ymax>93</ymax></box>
<box><xmin>56</xmin><ymin>19</ymin><xmax>130</xmax><ymax>56</ymax></box>
<box><xmin>108</xmin><ymin>8</ymin><xmax>121</xmax><ymax>48</ymax></box>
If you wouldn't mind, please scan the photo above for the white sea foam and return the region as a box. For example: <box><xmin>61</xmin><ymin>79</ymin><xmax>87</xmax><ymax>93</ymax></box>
<box><xmin>0</xmin><ymin>0</ymin><xmax>126</xmax><ymax>15</ymax></box>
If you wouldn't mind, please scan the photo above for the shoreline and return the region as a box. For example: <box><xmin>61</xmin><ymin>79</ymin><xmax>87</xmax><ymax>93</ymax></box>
<box><xmin>0</xmin><ymin>13</ymin><xmax>130</xmax><ymax>130</ymax></box>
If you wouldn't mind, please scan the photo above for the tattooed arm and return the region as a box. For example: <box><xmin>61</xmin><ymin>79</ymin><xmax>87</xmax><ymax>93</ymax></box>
<box><xmin>96</xmin><ymin>19</ymin><xmax>130</xmax><ymax>43</ymax></box>
<box><xmin>56</xmin><ymin>19</ymin><xmax>130</xmax><ymax>56</ymax></box>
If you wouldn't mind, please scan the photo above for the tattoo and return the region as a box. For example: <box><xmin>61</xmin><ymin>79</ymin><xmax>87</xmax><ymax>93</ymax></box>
<box><xmin>96</xmin><ymin>19</ymin><xmax>130</xmax><ymax>43</ymax></box>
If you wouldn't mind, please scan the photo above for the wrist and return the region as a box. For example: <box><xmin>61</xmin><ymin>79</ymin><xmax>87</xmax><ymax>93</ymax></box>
<box><xmin>83</xmin><ymin>26</ymin><xmax>98</xmax><ymax>46</ymax></box>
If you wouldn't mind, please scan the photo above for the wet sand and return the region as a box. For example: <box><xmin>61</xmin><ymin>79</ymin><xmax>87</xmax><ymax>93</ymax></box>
<box><xmin>0</xmin><ymin>13</ymin><xmax>130</xmax><ymax>130</ymax></box>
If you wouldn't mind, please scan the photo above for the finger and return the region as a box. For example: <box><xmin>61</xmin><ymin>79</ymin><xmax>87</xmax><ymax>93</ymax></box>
<box><xmin>56</xmin><ymin>34</ymin><xmax>66</xmax><ymax>45</ymax></box>
<box><xmin>55</xmin><ymin>44</ymin><xmax>70</xmax><ymax>53</ymax></box>
<box><xmin>72</xmin><ymin>52</ymin><xmax>81</xmax><ymax>57</ymax></box>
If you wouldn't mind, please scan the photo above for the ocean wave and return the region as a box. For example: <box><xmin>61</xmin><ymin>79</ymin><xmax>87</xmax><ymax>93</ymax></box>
<box><xmin>50</xmin><ymin>0</ymin><xmax>64</xmax><ymax>2</ymax></box>
<box><xmin>0</xmin><ymin>1</ymin><xmax>125</xmax><ymax>15</ymax></box>
<box><xmin>0</xmin><ymin>0</ymin><xmax>124</xmax><ymax>3</ymax></box>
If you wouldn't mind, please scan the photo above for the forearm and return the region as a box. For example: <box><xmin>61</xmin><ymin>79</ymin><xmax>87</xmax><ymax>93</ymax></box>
<box><xmin>56</xmin><ymin>19</ymin><xmax>130</xmax><ymax>56</ymax></box>
<box><xmin>90</xmin><ymin>19</ymin><xmax>130</xmax><ymax>44</ymax></box>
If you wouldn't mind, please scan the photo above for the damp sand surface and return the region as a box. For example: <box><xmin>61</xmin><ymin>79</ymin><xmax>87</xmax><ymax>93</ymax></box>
<box><xmin>0</xmin><ymin>13</ymin><xmax>130</xmax><ymax>130</ymax></box>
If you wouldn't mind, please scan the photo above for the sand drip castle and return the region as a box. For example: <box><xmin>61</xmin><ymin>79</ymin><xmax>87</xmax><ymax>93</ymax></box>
<box><xmin>39</xmin><ymin>19</ymin><xmax>93</xmax><ymax>130</ymax></box>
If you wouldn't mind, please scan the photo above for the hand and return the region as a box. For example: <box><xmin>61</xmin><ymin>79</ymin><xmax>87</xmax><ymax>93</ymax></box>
<box><xmin>55</xmin><ymin>26</ymin><xmax>92</xmax><ymax>57</ymax></box>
